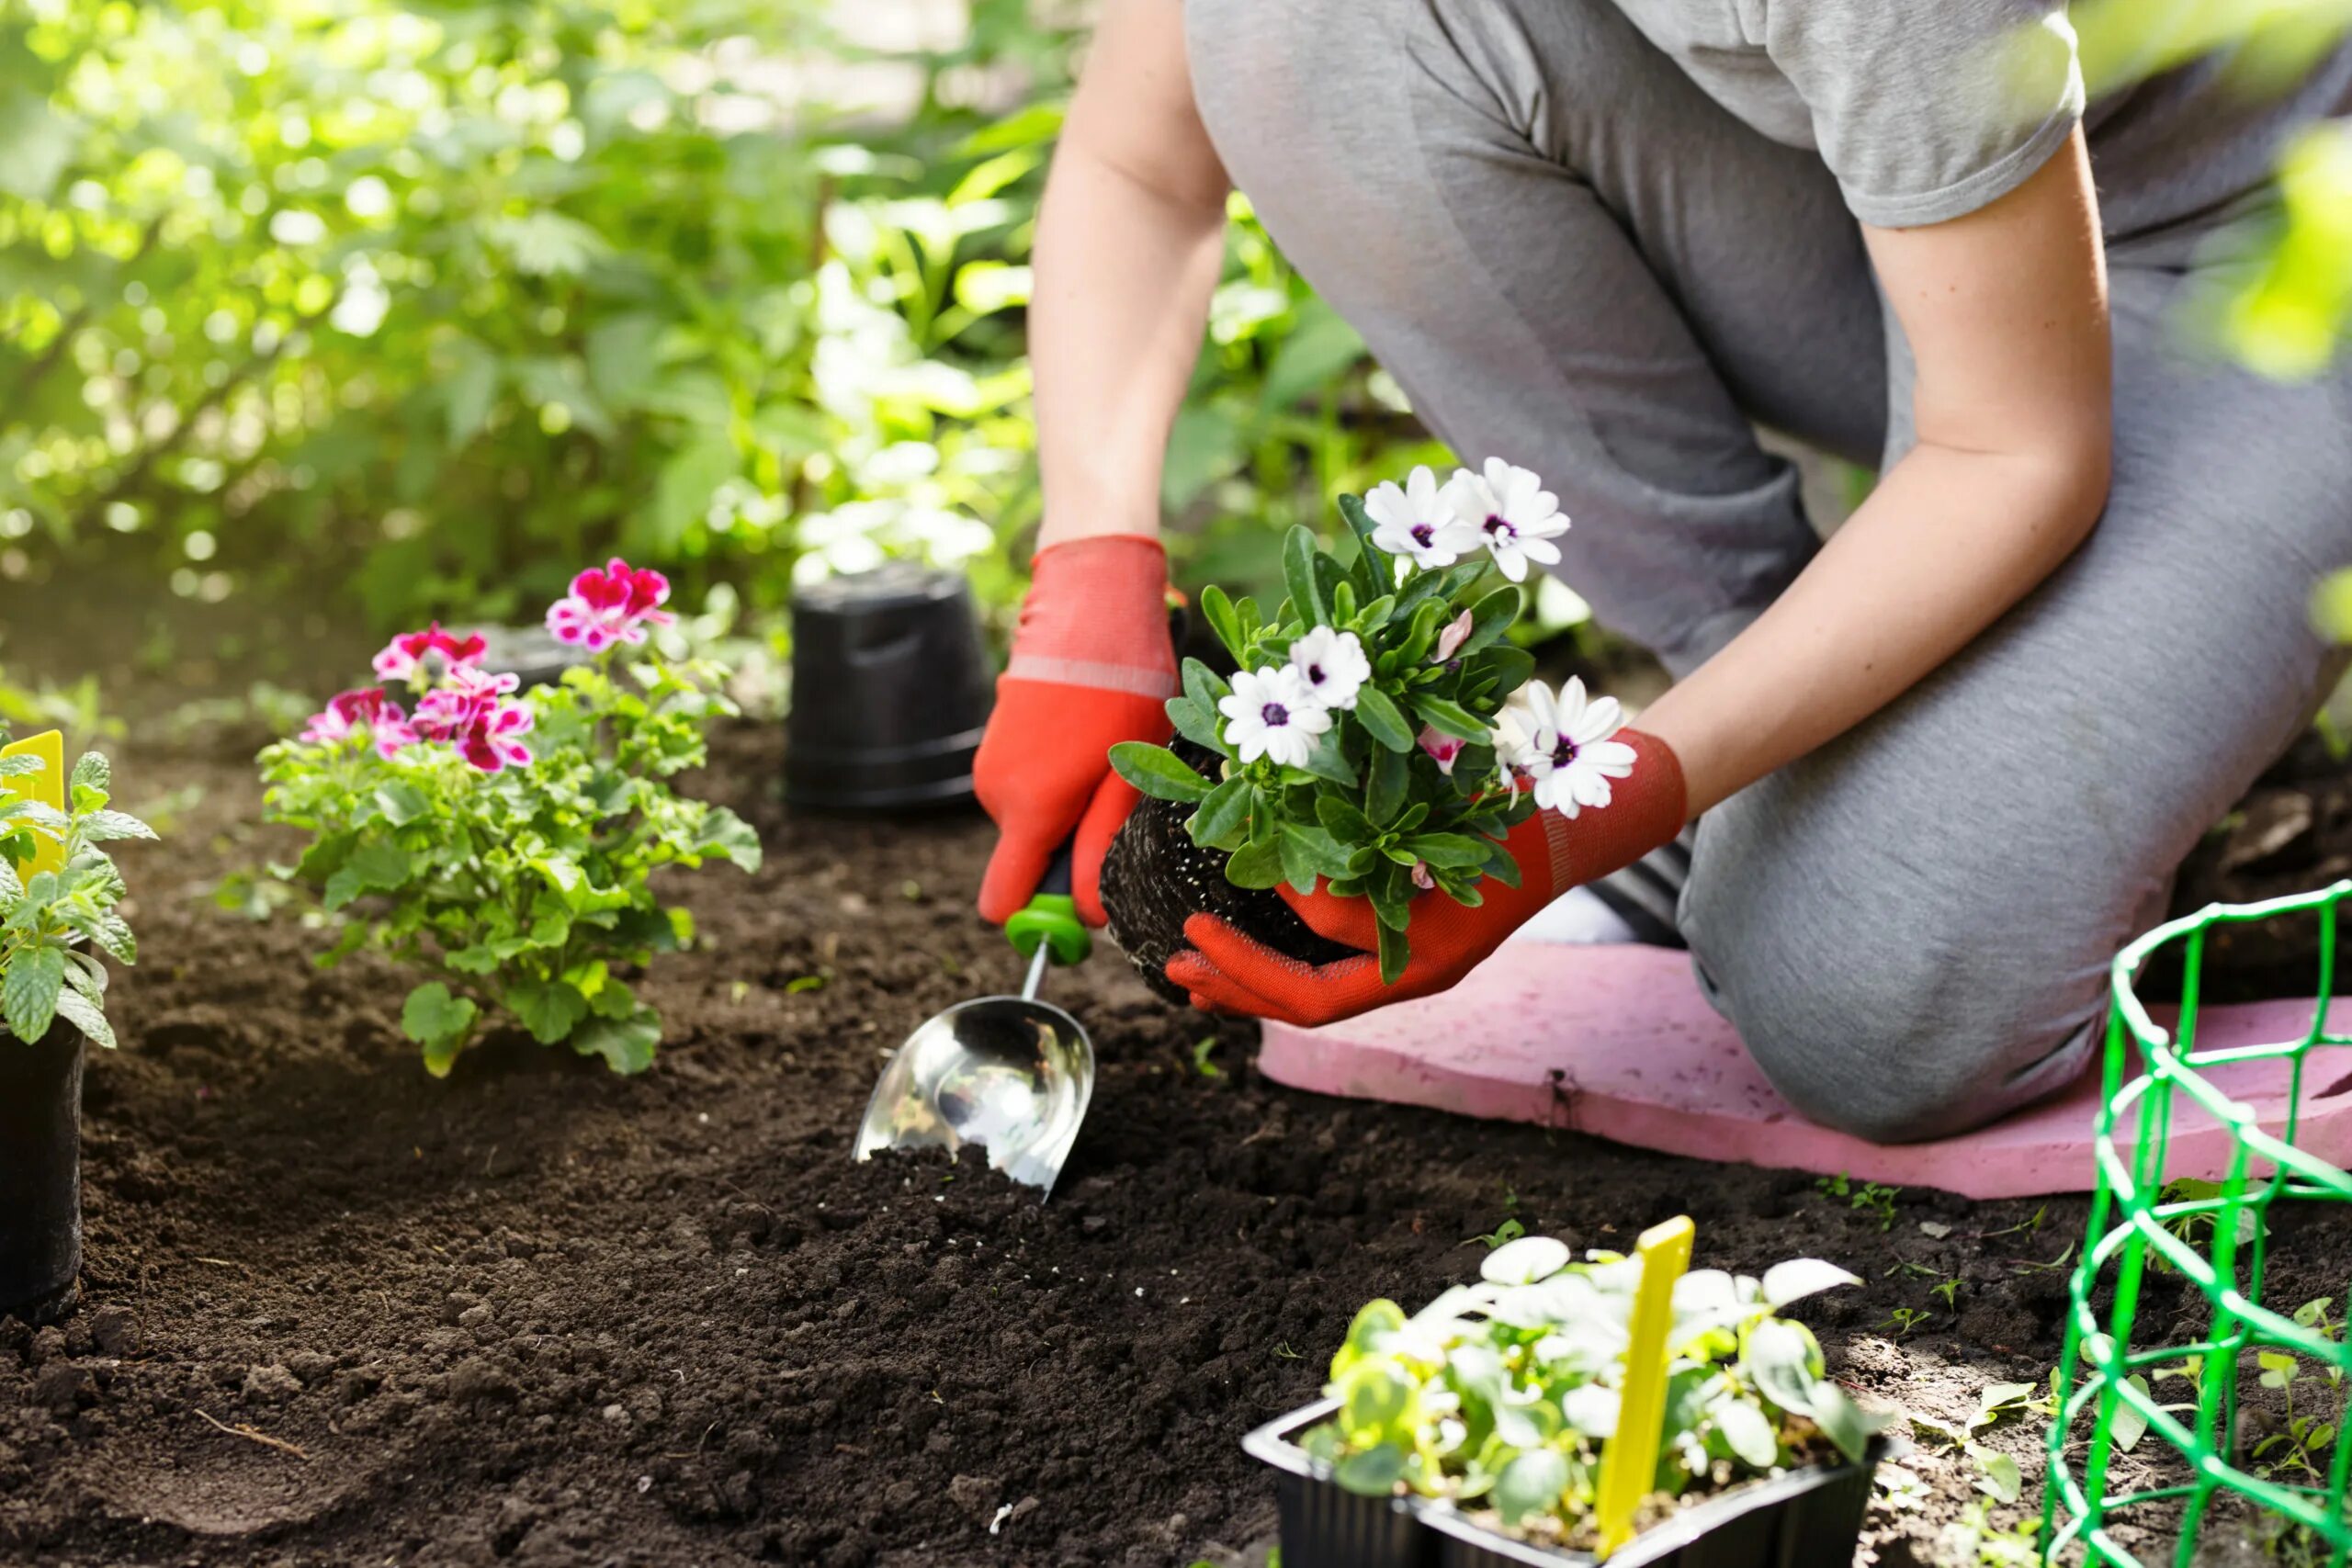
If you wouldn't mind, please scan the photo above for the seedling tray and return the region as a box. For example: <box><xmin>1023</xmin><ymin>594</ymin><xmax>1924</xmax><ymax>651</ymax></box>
<box><xmin>1242</xmin><ymin>1398</ymin><xmax>1879</xmax><ymax>1568</ymax></box>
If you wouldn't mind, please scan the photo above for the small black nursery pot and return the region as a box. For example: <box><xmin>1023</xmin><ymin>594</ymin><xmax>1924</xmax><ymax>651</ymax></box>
<box><xmin>784</xmin><ymin>563</ymin><xmax>994</xmax><ymax>812</ymax></box>
<box><xmin>1245</xmin><ymin>1399</ymin><xmax>1880</xmax><ymax>1568</ymax></box>
<box><xmin>0</xmin><ymin>1023</ymin><xmax>85</xmax><ymax>1325</ymax></box>
<box><xmin>1100</xmin><ymin>740</ymin><xmax>1353</xmax><ymax>1005</ymax></box>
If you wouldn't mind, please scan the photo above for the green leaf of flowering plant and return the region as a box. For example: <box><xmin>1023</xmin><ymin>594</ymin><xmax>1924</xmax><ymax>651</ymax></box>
<box><xmin>1351</xmin><ymin>685</ymin><xmax>1415</xmax><ymax>752</ymax></box>
<box><xmin>1187</xmin><ymin>776</ymin><xmax>1254</xmax><ymax>851</ymax></box>
<box><xmin>1198</xmin><ymin>583</ymin><xmax>1247</xmax><ymax>665</ymax></box>
<box><xmin>1108</xmin><ymin>741</ymin><xmax>1212</xmax><ymax>803</ymax></box>
<box><xmin>1283</xmin><ymin>525</ymin><xmax>1329</xmax><ymax>629</ymax></box>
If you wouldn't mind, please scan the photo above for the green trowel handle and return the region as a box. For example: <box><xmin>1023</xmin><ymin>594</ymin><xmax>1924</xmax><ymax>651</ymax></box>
<box><xmin>1006</xmin><ymin>842</ymin><xmax>1091</xmax><ymax>967</ymax></box>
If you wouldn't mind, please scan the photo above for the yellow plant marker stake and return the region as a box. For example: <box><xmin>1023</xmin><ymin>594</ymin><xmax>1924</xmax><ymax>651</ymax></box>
<box><xmin>1594</xmin><ymin>1214</ymin><xmax>1695</xmax><ymax>1560</ymax></box>
<box><xmin>0</xmin><ymin>729</ymin><xmax>64</xmax><ymax>879</ymax></box>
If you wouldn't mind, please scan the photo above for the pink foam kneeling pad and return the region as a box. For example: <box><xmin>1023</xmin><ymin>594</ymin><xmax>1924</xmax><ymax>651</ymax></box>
<box><xmin>1254</xmin><ymin>942</ymin><xmax>2352</xmax><ymax>1199</ymax></box>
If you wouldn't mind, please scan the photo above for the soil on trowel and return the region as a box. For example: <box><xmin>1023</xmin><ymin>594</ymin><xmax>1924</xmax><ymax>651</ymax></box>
<box><xmin>3</xmin><ymin>705</ymin><xmax>2351</xmax><ymax>1566</ymax></box>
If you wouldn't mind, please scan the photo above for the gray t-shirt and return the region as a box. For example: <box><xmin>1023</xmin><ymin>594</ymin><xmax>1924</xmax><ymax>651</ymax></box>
<box><xmin>1608</xmin><ymin>0</ymin><xmax>2352</xmax><ymax>238</ymax></box>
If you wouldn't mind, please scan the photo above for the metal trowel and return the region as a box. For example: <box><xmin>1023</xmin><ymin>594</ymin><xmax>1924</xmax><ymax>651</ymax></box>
<box><xmin>853</xmin><ymin>844</ymin><xmax>1095</xmax><ymax>1197</ymax></box>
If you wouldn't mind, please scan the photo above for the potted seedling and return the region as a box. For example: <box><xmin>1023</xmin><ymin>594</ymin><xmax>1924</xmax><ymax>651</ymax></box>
<box><xmin>258</xmin><ymin>559</ymin><xmax>762</xmax><ymax>1077</ymax></box>
<box><xmin>1100</xmin><ymin>460</ymin><xmax>1590</xmax><ymax>1000</ymax></box>
<box><xmin>0</xmin><ymin>734</ymin><xmax>153</xmax><ymax>1325</ymax></box>
<box><xmin>1247</xmin><ymin>1230</ymin><xmax>1891</xmax><ymax>1566</ymax></box>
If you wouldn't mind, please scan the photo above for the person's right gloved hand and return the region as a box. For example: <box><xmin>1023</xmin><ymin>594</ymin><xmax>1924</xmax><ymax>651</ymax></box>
<box><xmin>974</xmin><ymin>534</ymin><xmax>1178</xmax><ymax>928</ymax></box>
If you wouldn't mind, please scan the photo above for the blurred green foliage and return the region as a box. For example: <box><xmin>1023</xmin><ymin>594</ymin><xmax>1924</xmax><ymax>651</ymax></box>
<box><xmin>0</xmin><ymin>0</ymin><xmax>1467</xmax><ymax>641</ymax></box>
<box><xmin>1</xmin><ymin>0</ymin><xmax>2344</xmax><ymax>656</ymax></box>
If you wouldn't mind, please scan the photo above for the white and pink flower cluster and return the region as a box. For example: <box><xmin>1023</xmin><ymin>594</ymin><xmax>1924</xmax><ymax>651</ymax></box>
<box><xmin>1216</xmin><ymin>626</ymin><xmax>1373</xmax><ymax>769</ymax></box>
<box><xmin>1492</xmin><ymin>676</ymin><xmax>1636</xmax><ymax>818</ymax></box>
<box><xmin>1363</xmin><ymin>457</ymin><xmax>1568</xmax><ymax>584</ymax></box>
<box><xmin>299</xmin><ymin>558</ymin><xmax>675</xmax><ymax>775</ymax></box>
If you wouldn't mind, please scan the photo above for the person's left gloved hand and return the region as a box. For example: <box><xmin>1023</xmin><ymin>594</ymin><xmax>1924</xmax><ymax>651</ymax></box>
<box><xmin>1164</xmin><ymin>731</ymin><xmax>1687</xmax><ymax>1026</ymax></box>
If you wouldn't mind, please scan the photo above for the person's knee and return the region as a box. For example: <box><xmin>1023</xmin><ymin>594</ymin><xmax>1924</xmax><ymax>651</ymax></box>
<box><xmin>1683</xmin><ymin>829</ymin><xmax>2100</xmax><ymax>1144</ymax></box>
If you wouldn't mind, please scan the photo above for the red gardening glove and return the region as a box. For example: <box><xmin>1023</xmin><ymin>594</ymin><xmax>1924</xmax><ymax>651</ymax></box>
<box><xmin>974</xmin><ymin>534</ymin><xmax>1178</xmax><ymax>927</ymax></box>
<box><xmin>1164</xmin><ymin>731</ymin><xmax>1687</xmax><ymax>1026</ymax></box>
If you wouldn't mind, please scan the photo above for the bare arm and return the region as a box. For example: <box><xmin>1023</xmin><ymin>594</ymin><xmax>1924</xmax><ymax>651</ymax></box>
<box><xmin>1638</xmin><ymin>131</ymin><xmax>2113</xmax><ymax>814</ymax></box>
<box><xmin>1032</xmin><ymin>0</ymin><xmax>1231</xmax><ymax>547</ymax></box>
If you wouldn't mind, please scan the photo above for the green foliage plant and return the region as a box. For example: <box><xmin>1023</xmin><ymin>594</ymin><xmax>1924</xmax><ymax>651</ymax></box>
<box><xmin>0</xmin><ymin>745</ymin><xmax>153</xmax><ymax>1049</ymax></box>
<box><xmin>1107</xmin><ymin>479</ymin><xmax>1552</xmax><ymax>982</ymax></box>
<box><xmin>1301</xmin><ymin>1235</ymin><xmax>1888</xmax><ymax>1549</ymax></box>
<box><xmin>257</xmin><ymin>564</ymin><xmax>760</xmax><ymax>1077</ymax></box>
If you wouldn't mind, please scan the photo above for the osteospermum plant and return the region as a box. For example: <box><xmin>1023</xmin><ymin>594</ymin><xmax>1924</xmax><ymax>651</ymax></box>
<box><xmin>258</xmin><ymin>558</ymin><xmax>762</xmax><ymax>1077</ymax></box>
<box><xmin>1108</xmin><ymin>460</ymin><xmax>1623</xmax><ymax>981</ymax></box>
<box><xmin>0</xmin><ymin>746</ymin><xmax>153</xmax><ymax>1049</ymax></box>
<box><xmin>1306</xmin><ymin>1235</ymin><xmax>1888</xmax><ymax>1545</ymax></box>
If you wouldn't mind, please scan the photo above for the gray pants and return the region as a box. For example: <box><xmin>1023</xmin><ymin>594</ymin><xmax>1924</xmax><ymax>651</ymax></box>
<box><xmin>1183</xmin><ymin>0</ymin><xmax>2352</xmax><ymax>1141</ymax></box>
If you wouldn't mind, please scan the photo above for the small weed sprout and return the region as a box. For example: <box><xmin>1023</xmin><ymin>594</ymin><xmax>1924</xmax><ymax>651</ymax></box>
<box><xmin>1190</xmin><ymin>1037</ymin><xmax>1225</xmax><ymax>1078</ymax></box>
<box><xmin>1816</xmin><ymin>1174</ymin><xmax>1901</xmax><ymax>1231</ymax></box>
<box><xmin>1880</xmin><ymin>1306</ymin><xmax>1930</xmax><ymax>1338</ymax></box>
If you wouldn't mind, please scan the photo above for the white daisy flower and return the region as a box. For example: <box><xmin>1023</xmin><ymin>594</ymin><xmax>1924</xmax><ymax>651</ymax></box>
<box><xmin>1498</xmin><ymin>676</ymin><xmax>1635</xmax><ymax>818</ymax></box>
<box><xmin>1443</xmin><ymin>457</ymin><xmax>1568</xmax><ymax>583</ymax></box>
<box><xmin>1219</xmin><ymin>665</ymin><xmax>1333</xmax><ymax>769</ymax></box>
<box><xmin>1287</xmin><ymin>626</ymin><xmax>1371</xmax><ymax>711</ymax></box>
<box><xmin>1364</xmin><ymin>465</ymin><xmax>1480</xmax><ymax>570</ymax></box>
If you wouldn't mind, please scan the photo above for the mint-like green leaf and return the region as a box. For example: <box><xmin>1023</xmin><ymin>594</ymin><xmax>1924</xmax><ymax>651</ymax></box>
<box><xmin>4</xmin><ymin>947</ymin><xmax>65</xmax><ymax>1043</ymax></box>
<box><xmin>75</xmin><ymin>809</ymin><xmax>157</xmax><ymax>843</ymax></box>
<box><xmin>1107</xmin><ymin>742</ymin><xmax>1210</xmax><ymax>803</ymax></box>
<box><xmin>53</xmin><ymin>986</ymin><xmax>112</xmax><ymax>1051</ymax></box>
<box><xmin>0</xmin><ymin>754</ymin><xmax>46</xmax><ymax>778</ymax></box>
<box><xmin>69</xmin><ymin>752</ymin><xmax>110</xmax><ymax>794</ymax></box>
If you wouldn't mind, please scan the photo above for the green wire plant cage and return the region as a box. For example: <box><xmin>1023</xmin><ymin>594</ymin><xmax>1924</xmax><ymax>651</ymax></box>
<box><xmin>2046</xmin><ymin>884</ymin><xmax>2352</xmax><ymax>1565</ymax></box>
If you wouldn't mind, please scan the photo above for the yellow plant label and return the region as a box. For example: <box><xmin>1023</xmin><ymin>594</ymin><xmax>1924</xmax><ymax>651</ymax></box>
<box><xmin>0</xmin><ymin>729</ymin><xmax>65</xmax><ymax>878</ymax></box>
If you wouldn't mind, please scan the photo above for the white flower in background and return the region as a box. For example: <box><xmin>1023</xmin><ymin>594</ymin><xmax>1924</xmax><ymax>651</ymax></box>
<box><xmin>1219</xmin><ymin>665</ymin><xmax>1332</xmax><ymax>769</ymax></box>
<box><xmin>1287</xmin><ymin>626</ymin><xmax>1370</xmax><ymax>711</ymax></box>
<box><xmin>1443</xmin><ymin>457</ymin><xmax>1568</xmax><ymax>582</ymax></box>
<box><xmin>1499</xmin><ymin>676</ymin><xmax>1635</xmax><ymax>817</ymax></box>
<box><xmin>1365</xmin><ymin>465</ymin><xmax>1479</xmax><ymax>569</ymax></box>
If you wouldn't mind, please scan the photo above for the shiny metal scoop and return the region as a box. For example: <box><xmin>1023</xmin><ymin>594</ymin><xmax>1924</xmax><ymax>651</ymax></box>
<box><xmin>854</xmin><ymin>849</ymin><xmax>1095</xmax><ymax>1197</ymax></box>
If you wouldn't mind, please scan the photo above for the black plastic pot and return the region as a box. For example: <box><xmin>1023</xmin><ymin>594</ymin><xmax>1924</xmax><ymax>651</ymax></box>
<box><xmin>0</xmin><ymin>1023</ymin><xmax>85</xmax><ymax>1325</ymax></box>
<box><xmin>1244</xmin><ymin>1399</ymin><xmax>1880</xmax><ymax>1568</ymax></box>
<box><xmin>784</xmin><ymin>564</ymin><xmax>994</xmax><ymax>812</ymax></box>
<box><xmin>1101</xmin><ymin>740</ymin><xmax>1354</xmax><ymax>1005</ymax></box>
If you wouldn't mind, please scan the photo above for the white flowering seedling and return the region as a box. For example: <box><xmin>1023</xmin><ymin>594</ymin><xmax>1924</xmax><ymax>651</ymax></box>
<box><xmin>1304</xmin><ymin>1238</ymin><xmax>1888</xmax><ymax>1546</ymax></box>
<box><xmin>1107</xmin><ymin>466</ymin><xmax>1555</xmax><ymax>983</ymax></box>
<box><xmin>0</xmin><ymin>749</ymin><xmax>154</xmax><ymax>1049</ymax></box>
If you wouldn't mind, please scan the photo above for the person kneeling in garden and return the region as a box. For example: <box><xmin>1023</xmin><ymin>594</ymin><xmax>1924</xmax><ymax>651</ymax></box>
<box><xmin>969</xmin><ymin>0</ymin><xmax>2352</xmax><ymax>1144</ymax></box>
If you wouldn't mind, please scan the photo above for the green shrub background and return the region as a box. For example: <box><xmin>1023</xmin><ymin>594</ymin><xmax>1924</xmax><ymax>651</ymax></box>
<box><xmin>0</xmin><ymin>0</ymin><xmax>2343</xmax><ymax>659</ymax></box>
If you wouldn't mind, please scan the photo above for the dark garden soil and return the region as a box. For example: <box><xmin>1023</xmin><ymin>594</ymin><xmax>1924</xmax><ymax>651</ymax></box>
<box><xmin>6</xmin><ymin>712</ymin><xmax>2352</xmax><ymax>1568</ymax></box>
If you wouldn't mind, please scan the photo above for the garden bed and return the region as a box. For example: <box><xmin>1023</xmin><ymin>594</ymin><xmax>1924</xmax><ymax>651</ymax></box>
<box><xmin>4</xmin><ymin>717</ymin><xmax>2350</xmax><ymax>1567</ymax></box>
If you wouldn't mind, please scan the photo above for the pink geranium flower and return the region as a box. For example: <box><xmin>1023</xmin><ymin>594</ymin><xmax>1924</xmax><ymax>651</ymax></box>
<box><xmin>412</xmin><ymin>684</ymin><xmax>535</xmax><ymax>773</ymax></box>
<box><xmin>546</xmin><ymin>557</ymin><xmax>675</xmax><ymax>651</ymax></box>
<box><xmin>300</xmin><ymin>687</ymin><xmax>417</xmax><ymax>759</ymax></box>
<box><xmin>373</xmin><ymin>622</ymin><xmax>489</xmax><ymax>683</ymax></box>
